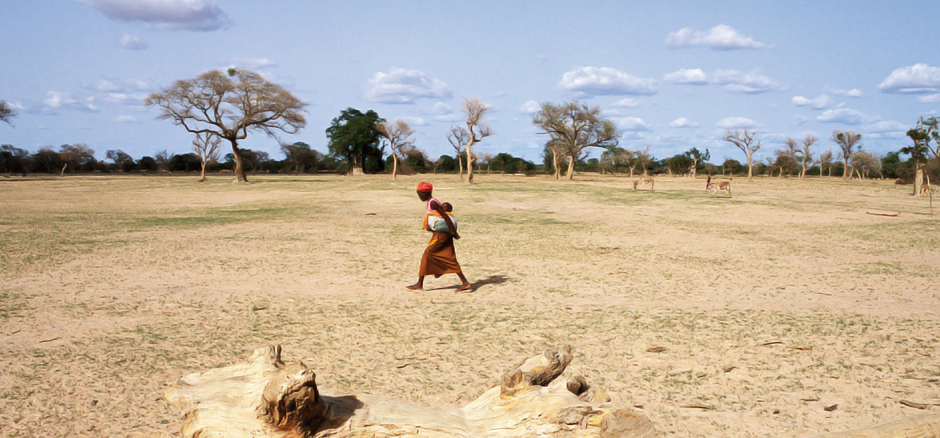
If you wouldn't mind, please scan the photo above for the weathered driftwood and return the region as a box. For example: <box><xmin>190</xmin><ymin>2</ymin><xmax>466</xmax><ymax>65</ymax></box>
<box><xmin>799</xmin><ymin>413</ymin><xmax>940</xmax><ymax>438</ymax></box>
<box><xmin>165</xmin><ymin>345</ymin><xmax>658</xmax><ymax>437</ymax></box>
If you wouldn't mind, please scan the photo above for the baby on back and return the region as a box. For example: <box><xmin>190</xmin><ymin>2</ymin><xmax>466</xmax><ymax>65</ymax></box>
<box><xmin>428</xmin><ymin>202</ymin><xmax>457</xmax><ymax>233</ymax></box>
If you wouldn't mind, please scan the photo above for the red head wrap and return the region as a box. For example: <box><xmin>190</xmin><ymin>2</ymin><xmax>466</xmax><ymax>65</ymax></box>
<box><xmin>417</xmin><ymin>182</ymin><xmax>433</xmax><ymax>193</ymax></box>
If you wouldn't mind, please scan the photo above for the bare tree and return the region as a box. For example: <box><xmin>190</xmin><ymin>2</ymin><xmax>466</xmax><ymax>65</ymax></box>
<box><xmin>0</xmin><ymin>100</ymin><xmax>17</xmax><ymax>126</ymax></box>
<box><xmin>635</xmin><ymin>147</ymin><xmax>653</xmax><ymax>176</ymax></box>
<box><xmin>831</xmin><ymin>130</ymin><xmax>862</xmax><ymax>181</ymax></box>
<box><xmin>377</xmin><ymin>119</ymin><xmax>416</xmax><ymax>180</ymax></box>
<box><xmin>453</xmin><ymin>97</ymin><xmax>491</xmax><ymax>184</ymax></box>
<box><xmin>146</xmin><ymin>68</ymin><xmax>306</xmax><ymax>183</ymax></box>
<box><xmin>532</xmin><ymin>101</ymin><xmax>619</xmax><ymax>181</ymax></box>
<box><xmin>59</xmin><ymin>143</ymin><xmax>95</xmax><ymax>176</ymax></box>
<box><xmin>796</xmin><ymin>134</ymin><xmax>817</xmax><ymax>179</ymax></box>
<box><xmin>851</xmin><ymin>151</ymin><xmax>881</xmax><ymax>179</ymax></box>
<box><xmin>192</xmin><ymin>132</ymin><xmax>222</xmax><ymax>182</ymax></box>
<box><xmin>818</xmin><ymin>149</ymin><xmax>834</xmax><ymax>178</ymax></box>
<box><xmin>684</xmin><ymin>148</ymin><xmax>710</xmax><ymax>179</ymax></box>
<box><xmin>447</xmin><ymin>126</ymin><xmax>468</xmax><ymax>180</ymax></box>
<box><xmin>723</xmin><ymin>129</ymin><xmax>761</xmax><ymax>181</ymax></box>
<box><xmin>544</xmin><ymin>138</ymin><xmax>567</xmax><ymax>180</ymax></box>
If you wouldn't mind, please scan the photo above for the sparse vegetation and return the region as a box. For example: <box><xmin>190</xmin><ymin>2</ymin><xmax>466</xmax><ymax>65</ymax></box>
<box><xmin>0</xmin><ymin>175</ymin><xmax>938</xmax><ymax>438</ymax></box>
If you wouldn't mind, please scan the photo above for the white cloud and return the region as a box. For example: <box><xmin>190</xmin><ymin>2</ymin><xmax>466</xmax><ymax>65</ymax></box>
<box><xmin>399</xmin><ymin>116</ymin><xmax>426</xmax><ymax>126</ymax></box>
<box><xmin>878</xmin><ymin>63</ymin><xmax>940</xmax><ymax>94</ymax></box>
<box><xmin>665</xmin><ymin>24</ymin><xmax>768</xmax><ymax>50</ymax></box>
<box><xmin>76</xmin><ymin>0</ymin><xmax>229</xmax><ymax>31</ymax></box>
<box><xmin>44</xmin><ymin>91</ymin><xmax>76</xmax><ymax>109</ymax></box>
<box><xmin>519</xmin><ymin>100</ymin><xmax>540</xmax><ymax>113</ymax></box>
<box><xmin>918</xmin><ymin>94</ymin><xmax>940</xmax><ymax>103</ymax></box>
<box><xmin>670</xmin><ymin>117</ymin><xmax>699</xmax><ymax>128</ymax></box>
<box><xmin>114</xmin><ymin>115</ymin><xmax>138</xmax><ymax>122</ymax></box>
<box><xmin>794</xmin><ymin>114</ymin><xmax>810</xmax><ymax>125</ymax></box>
<box><xmin>865</xmin><ymin>121</ymin><xmax>906</xmax><ymax>133</ymax></box>
<box><xmin>612</xmin><ymin>97</ymin><xmax>642</xmax><ymax>108</ymax></box>
<box><xmin>717</xmin><ymin>117</ymin><xmax>757</xmax><ymax>129</ymax></box>
<box><xmin>791</xmin><ymin>94</ymin><xmax>831</xmax><ymax>109</ymax></box>
<box><xmin>832</xmin><ymin>88</ymin><xmax>863</xmax><ymax>98</ymax></box>
<box><xmin>558</xmin><ymin>67</ymin><xmax>657</xmax><ymax>96</ymax></box>
<box><xmin>817</xmin><ymin>108</ymin><xmax>865</xmax><ymax>125</ymax></box>
<box><xmin>44</xmin><ymin>91</ymin><xmax>99</xmax><ymax>112</ymax></box>
<box><xmin>616</xmin><ymin>117</ymin><xmax>649</xmax><ymax>131</ymax></box>
<box><xmin>365</xmin><ymin>67</ymin><xmax>451</xmax><ymax>104</ymax></box>
<box><xmin>663</xmin><ymin>68</ymin><xmax>708</xmax><ymax>84</ymax></box>
<box><xmin>119</xmin><ymin>33</ymin><xmax>147</xmax><ymax>50</ymax></box>
<box><xmin>711</xmin><ymin>69</ymin><xmax>780</xmax><ymax>94</ymax></box>
<box><xmin>227</xmin><ymin>58</ymin><xmax>276</xmax><ymax>70</ymax></box>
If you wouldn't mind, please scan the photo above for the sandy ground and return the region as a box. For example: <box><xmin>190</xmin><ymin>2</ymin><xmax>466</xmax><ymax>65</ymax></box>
<box><xmin>0</xmin><ymin>173</ymin><xmax>938</xmax><ymax>437</ymax></box>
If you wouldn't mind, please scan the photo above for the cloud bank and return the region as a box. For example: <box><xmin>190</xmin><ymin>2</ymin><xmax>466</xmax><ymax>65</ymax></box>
<box><xmin>665</xmin><ymin>24</ymin><xmax>768</xmax><ymax>50</ymax></box>
<box><xmin>559</xmin><ymin>67</ymin><xmax>657</xmax><ymax>96</ymax></box>
<box><xmin>878</xmin><ymin>63</ymin><xmax>940</xmax><ymax>94</ymax></box>
<box><xmin>664</xmin><ymin>68</ymin><xmax>780</xmax><ymax>93</ymax></box>
<box><xmin>365</xmin><ymin>67</ymin><xmax>451</xmax><ymax>104</ymax></box>
<box><xmin>76</xmin><ymin>0</ymin><xmax>229</xmax><ymax>31</ymax></box>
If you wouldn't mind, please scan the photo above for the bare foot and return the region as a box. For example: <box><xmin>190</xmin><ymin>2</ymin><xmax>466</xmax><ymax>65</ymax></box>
<box><xmin>406</xmin><ymin>284</ymin><xmax>423</xmax><ymax>291</ymax></box>
<box><xmin>455</xmin><ymin>283</ymin><xmax>472</xmax><ymax>293</ymax></box>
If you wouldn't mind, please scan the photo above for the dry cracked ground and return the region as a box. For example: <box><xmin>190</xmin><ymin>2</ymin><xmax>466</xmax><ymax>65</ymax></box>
<box><xmin>1</xmin><ymin>173</ymin><xmax>938</xmax><ymax>437</ymax></box>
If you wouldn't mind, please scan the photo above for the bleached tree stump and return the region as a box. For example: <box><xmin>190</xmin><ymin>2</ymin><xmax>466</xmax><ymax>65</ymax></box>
<box><xmin>164</xmin><ymin>345</ymin><xmax>658</xmax><ymax>438</ymax></box>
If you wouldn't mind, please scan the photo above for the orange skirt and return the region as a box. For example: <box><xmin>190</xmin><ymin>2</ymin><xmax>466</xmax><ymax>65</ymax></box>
<box><xmin>419</xmin><ymin>232</ymin><xmax>462</xmax><ymax>277</ymax></box>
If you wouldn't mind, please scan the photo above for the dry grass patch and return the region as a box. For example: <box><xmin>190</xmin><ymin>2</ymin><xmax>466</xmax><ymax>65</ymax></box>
<box><xmin>1</xmin><ymin>174</ymin><xmax>938</xmax><ymax>438</ymax></box>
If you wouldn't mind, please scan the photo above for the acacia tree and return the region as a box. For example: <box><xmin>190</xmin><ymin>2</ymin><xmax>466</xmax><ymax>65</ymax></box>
<box><xmin>192</xmin><ymin>132</ymin><xmax>222</xmax><ymax>182</ymax></box>
<box><xmin>447</xmin><ymin>126</ymin><xmax>468</xmax><ymax>180</ymax></box>
<box><xmin>377</xmin><ymin>119</ymin><xmax>415</xmax><ymax>179</ymax></box>
<box><xmin>903</xmin><ymin>118</ymin><xmax>936</xmax><ymax>195</ymax></box>
<box><xmin>851</xmin><ymin>151</ymin><xmax>881</xmax><ymax>179</ymax></box>
<box><xmin>684</xmin><ymin>148</ymin><xmax>710</xmax><ymax>179</ymax></box>
<box><xmin>146</xmin><ymin>68</ymin><xmax>306</xmax><ymax>183</ymax></box>
<box><xmin>533</xmin><ymin>101</ymin><xmax>619</xmax><ymax>181</ymax></box>
<box><xmin>454</xmin><ymin>97</ymin><xmax>491</xmax><ymax>183</ymax></box>
<box><xmin>106</xmin><ymin>149</ymin><xmax>135</xmax><ymax>172</ymax></box>
<box><xmin>796</xmin><ymin>134</ymin><xmax>818</xmax><ymax>179</ymax></box>
<box><xmin>0</xmin><ymin>100</ymin><xmax>17</xmax><ymax>126</ymax></box>
<box><xmin>831</xmin><ymin>130</ymin><xmax>862</xmax><ymax>181</ymax></box>
<box><xmin>59</xmin><ymin>143</ymin><xmax>95</xmax><ymax>176</ymax></box>
<box><xmin>818</xmin><ymin>149</ymin><xmax>834</xmax><ymax>178</ymax></box>
<box><xmin>326</xmin><ymin>108</ymin><xmax>384</xmax><ymax>175</ymax></box>
<box><xmin>723</xmin><ymin>129</ymin><xmax>761</xmax><ymax>181</ymax></box>
<box><xmin>635</xmin><ymin>147</ymin><xmax>653</xmax><ymax>176</ymax></box>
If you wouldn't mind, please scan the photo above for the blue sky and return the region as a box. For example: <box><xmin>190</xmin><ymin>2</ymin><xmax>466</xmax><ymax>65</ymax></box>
<box><xmin>1</xmin><ymin>1</ymin><xmax>939</xmax><ymax>164</ymax></box>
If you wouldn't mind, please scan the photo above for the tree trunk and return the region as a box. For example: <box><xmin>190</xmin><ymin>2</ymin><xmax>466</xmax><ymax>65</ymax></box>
<box><xmin>164</xmin><ymin>346</ymin><xmax>657</xmax><ymax>438</ymax></box>
<box><xmin>552</xmin><ymin>150</ymin><xmax>561</xmax><ymax>180</ymax></box>
<box><xmin>391</xmin><ymin>155</ymin><xmax>398</xmax><ymax>180</ymax></box>
<box><xmin>199</xmin><ymin>161</ymin><xmax>207</xmax><ymax>182</ymax></box>
<box><xmin>465</xmin><ymin>140</ymin><xmax>474</xmax><ymax>184</ymax></box>
<box><xmin>843</xmin><ymin>159</ymin><xmax>850</xmax><ymax>181</ymax></box>
<box><xmin>747</xmin><ymin>155</ymin><xmax>754</xmax><ymax>181</ymax></box>
<box><xmin>230</xmin><ymin>140</ymin><xmax>249</xmax><ymax>182</ymax></box>
<box><xmin>566</xmin><ymin>154</ymin><xmax>575</xmax><ymax>180</ymax></box>
<box><xmin>60</xmin><ymin>163</ymin><xmax>67</xmax><ymax>177</ymax></box>
<box><xmin>457</xmin><ymin>155</ymin><xmax>464</xmax><ymax>181</ymax></box>
<box><xmin>914</xmin><ymin>162</ymin><xmax>924</xmax><ymax>196</ymax></box>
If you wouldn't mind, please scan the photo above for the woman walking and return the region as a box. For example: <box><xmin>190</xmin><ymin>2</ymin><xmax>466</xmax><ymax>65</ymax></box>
<box><xmin>406</xmin><ymin>182</ymin><xmax>472</xmax><ymax>292</ymax></box>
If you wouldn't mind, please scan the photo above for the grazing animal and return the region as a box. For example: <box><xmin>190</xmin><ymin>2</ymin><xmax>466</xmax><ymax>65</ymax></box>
<box><xmin>706</xmin><ymin>175</ymin><xmax>732</xmax><ymax>198</ymax></box>
<box><xmin>633</xmin><ymin>177</ymin><xmax>654</xmax><ymax>191</ymax></box>
<box><xmin>919</xmin><ymin>182</ymin><xmax>935</xmax><ymax>197</ymax></box>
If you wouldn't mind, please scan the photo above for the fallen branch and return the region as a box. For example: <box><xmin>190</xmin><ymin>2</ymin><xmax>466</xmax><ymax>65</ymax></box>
<box><xmin>865</xmin><ymin>210</ymin><xmax>900</xmax><ymax>217</ymax></box>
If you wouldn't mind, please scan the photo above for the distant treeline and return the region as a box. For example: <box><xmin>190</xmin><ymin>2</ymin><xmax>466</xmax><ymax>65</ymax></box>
<box><xmin>0</xmin><ymin>142</ymin><xmax>934</xmax><ymax>182</ymax></box>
